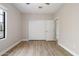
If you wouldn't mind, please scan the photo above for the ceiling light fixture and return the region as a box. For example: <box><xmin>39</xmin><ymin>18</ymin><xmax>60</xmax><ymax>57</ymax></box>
<box><xmin>45</xmin><ymin>3</ymin><xmax>50</xmax><ymax>5</ymax></box>
<box><xmin>38</xmin><ymin>6</ymin><xmax>43</xmax><ymax>8</ymax></box>
<box><xmin>26</xmin><ymin>3</ymin><xmax>30</xmax><ymax>5</ymax></box>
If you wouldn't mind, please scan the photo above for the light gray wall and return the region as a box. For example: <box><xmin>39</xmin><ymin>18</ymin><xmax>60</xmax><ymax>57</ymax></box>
<box><xmin>54</xmin><ymin>4</ymin><xmax>79</xmax><ymax>55</ymax></box>
<box><xmin>0</xmin><ymin>4</ymin><xmax>22</xmax><ymax>53</ymax></box>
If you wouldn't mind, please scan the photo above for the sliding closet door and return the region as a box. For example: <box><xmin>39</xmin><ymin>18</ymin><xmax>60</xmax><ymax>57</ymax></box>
<box><xmin>29</xmin><ymin>20</ymin><xmax>46</xmax><ymax>40</ymax></box>
<box><xmin>28</xmin><ymin>20</ymin><xmax>55</xmax><ymax>41</ymax></box>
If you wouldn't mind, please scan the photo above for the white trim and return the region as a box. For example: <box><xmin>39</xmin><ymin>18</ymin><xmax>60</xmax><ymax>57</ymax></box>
<box><xmin>46</xmin><ymin>39</ymin><xmax>57</xmax><ymax>41</ymax></box>
<box><xmin>58</xmin><ymin>42</ymin><xmax>78</xmax><ymax>56</ymax></box>
<box><xmin>29</xmin><ymin>39</ymin><xmax>46</xmax><ymax>41</ymax></box>
<box><xmin>22</xmin><ymin>39</ymin><xmax>46</xmax><ymax>41</ymax></box>
<box><xmin>0</xmin><ymin>40</ymin><xmax>21</xmax><ymax>56</ymax></box>
<box><xmin>22</xmin><ymin>39</ymin><xmax>29</xmax><ymax>41</ymax></box>
<box><xmin>0</xmin><ymin>8</ymin><xmax>7</xmax><ymax>40</ymax></box>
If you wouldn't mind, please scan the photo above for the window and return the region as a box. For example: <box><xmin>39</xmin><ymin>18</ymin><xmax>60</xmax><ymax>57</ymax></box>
<box><xmin>0</xmin><ymin>8</ymin><xmax>5</xmax><ymax>39</ymax></box>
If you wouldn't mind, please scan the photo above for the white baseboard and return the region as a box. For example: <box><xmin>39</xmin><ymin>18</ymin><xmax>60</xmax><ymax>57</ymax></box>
<box><xmin>22</xmin><ymin>39</ymin><xmax>29</xmax><ymax>41</ymax></box>
<box><xmin>0</xmin><ymin>40</ymin><xmax>21</xmax><ymax>56</ymax></box>
<box><xmin>46</xmin><ymin>39</ymin><xmax>57</xmax><ymax>41</ymax></box>
<box><xmin>58</xmin><ymin>42</ymin><xmax>78</xmax><ymax>56</ymax></box>
<box><xmin>22</xmin><ymin>39</ymin><xmax>57</xmax><ymax>41</ymax></box>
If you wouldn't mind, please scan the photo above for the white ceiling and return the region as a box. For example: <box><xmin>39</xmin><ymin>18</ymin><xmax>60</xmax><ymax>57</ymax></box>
<box><xmin>13</xmin><ymin>3</ymin><xmax>63</xmax><ymax>14</ymax></box>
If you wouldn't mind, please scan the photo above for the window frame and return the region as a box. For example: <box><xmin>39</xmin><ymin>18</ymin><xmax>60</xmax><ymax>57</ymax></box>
<box><xmin>0</xmin><ymin>11</ymin><xmax>5</xmax><ymax>39</ymax></box>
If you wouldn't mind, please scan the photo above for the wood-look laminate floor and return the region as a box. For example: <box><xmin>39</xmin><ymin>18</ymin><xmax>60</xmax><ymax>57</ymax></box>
<box><xmin>2</xmin><ymin>41</ymin><xmax>72</xmax><ymax>56</ymax></box>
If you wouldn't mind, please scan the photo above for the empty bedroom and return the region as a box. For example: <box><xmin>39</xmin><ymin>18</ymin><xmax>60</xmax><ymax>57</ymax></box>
<box><xmin>0</xmin><ymin>3</ymin><xmax>79</xmax><ymax>56</ymax></box>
